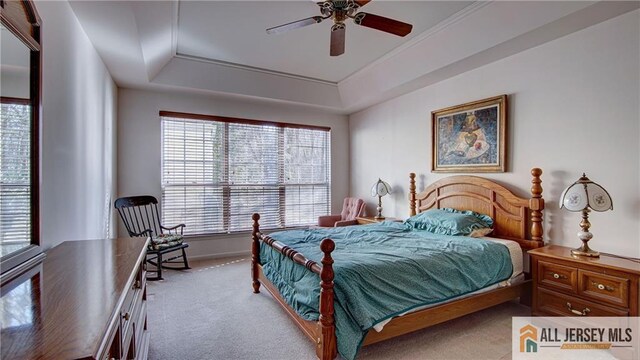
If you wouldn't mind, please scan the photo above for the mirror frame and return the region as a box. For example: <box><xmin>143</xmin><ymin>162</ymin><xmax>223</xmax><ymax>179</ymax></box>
<box><xmin>0</xmin><ymin>0</ymin><xmax>43</xmax><ymax>284</ymax></box>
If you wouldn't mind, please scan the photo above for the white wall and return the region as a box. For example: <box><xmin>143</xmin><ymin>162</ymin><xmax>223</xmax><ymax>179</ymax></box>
<box><xmin>350</xmin><ymin>11</ymin><xmax>640</xmax><ymax>257</ymax></box>
<box><xmin>118</xmin><ymin>88</ymin><xmax>349</xmax><ymax>259</ymax></box>
<box><xmin>37</xmin><ymin>1</ymin><xmax>118</xmax><ymax>249</ymax></box>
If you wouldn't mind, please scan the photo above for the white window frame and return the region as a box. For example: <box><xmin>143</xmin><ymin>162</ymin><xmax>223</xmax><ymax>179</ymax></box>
<box><xmin>160</xmin><ymin>111</ymin><xmax>331</xmax><ymax>235</ymax></box>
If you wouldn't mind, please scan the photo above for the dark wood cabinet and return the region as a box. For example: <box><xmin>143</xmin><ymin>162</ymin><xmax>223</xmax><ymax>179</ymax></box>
<box><xmin>0</xmin><ymin>238</ymin><xmax>150</xmax><ymax>359</ymax></box>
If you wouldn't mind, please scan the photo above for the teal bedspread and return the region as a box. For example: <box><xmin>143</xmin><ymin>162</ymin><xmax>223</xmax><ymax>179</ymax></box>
<box><xmin>259</xmin><ymin>222</ymin><xmax>513</xmax><ymax>360</ymax></box>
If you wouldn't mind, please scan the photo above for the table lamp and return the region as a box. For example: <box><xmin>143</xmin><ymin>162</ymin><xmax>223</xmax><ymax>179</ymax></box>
<box><xmin>371</xmin><ymin>179</ymin><xmax>391</xmax><ymax>220</ymax></box>
<box><xmin>559</xmin><ymin>173</ymin><xmax>613</xmax><ymax>257</ymax></box>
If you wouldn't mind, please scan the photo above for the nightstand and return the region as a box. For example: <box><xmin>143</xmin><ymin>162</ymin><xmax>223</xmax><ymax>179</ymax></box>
<box><xmin>529</xmin><ymin>245</ymin><xmax>640</xmax><ymax>317</ymax></box>
<box><xmin>356</xmin><ymin>216</ymin><xmax>401</xmax><ymax>225</ymax></box>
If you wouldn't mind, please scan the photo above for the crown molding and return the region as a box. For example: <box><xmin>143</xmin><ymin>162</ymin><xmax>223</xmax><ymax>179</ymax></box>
<box><xmin>174</xmin><ymin>53</ymin><xmax>338</xmax><ymax>86</ymax></box>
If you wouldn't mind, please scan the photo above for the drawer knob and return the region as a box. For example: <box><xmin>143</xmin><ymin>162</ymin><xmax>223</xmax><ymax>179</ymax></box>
<box><xmin>566</xmin><ymin>302</ymin><xmax>590</xmax><ymax>316</ymax></box>
<box><xmin>591</xmin><ymin>281</ymin><xmax>614</xmax><ymax>292</ymax></box>
<box><xmin>123</xmin><ymin>312</ymin><xmax>130</xmax><ymax>321</ymax></box>
<box><xmin>551</xmin><ymin>272</ymin><xmax>567</xmax><ymax>280</ymax></box>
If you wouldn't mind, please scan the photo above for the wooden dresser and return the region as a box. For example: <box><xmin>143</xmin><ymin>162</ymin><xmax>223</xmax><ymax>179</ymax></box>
<box><xmin>530</xmin><ymin>245</ymin><xmax>640</xmax><ymax>317</ymax></box>
<box><xmin>0</xmin><ymin>238</ymin><xmax>150</xmax><ymax>359</ymax></box>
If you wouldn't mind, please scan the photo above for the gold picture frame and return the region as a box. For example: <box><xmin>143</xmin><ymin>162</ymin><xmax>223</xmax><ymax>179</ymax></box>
<box><xmin>431</xmin><ymin>95</ymin><xmax>507</xmax><ymax>173</ymax></box>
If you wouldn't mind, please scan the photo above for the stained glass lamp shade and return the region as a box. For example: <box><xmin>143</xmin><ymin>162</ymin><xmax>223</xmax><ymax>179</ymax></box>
<box><xmin>371</xmin><ymin>179</ymin><xmax>391</xmax><ymax>220</ymax></box>
<box><xmin>559</xmin><ymin>173</ymin><xmax>613</xmax><ymax>257</ymax></box>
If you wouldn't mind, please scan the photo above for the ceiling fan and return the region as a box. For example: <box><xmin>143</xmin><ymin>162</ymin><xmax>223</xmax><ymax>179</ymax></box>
<box><xmin>266</xmin><ymin>0</ymin><xmax>413</xmax><ymax>57</ymax></box>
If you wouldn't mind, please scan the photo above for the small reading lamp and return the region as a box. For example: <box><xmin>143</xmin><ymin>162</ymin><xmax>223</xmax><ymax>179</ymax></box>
<box><xmin>559</xmin><ymin>173</ymin><xmax>613</xmax><ymax>257</ymax></box>
<box><xmin>371</xmin><ymin>179</ymin><xmax>391</xmax><ymax>220</ymax></box>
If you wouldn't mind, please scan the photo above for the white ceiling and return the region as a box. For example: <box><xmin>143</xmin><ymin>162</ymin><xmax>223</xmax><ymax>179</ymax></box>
<box><xmin>67</xmin><ymin>1</ymin><xmax>640</xmax><ymax>114</ymax></box>
<box><xmin>176</xmin><ymin>1</ymin><xmax>472</xmax><ymax>82</ymax></box>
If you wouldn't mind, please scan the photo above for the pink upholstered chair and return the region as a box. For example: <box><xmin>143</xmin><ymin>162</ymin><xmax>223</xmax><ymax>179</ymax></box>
<box><xmin>318</xmin><ymin>197</ymin><xmax>366</xmax><ymax>227</ymax></box>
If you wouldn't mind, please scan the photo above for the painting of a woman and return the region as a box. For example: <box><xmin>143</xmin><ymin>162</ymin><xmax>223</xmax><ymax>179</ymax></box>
<box><xmin>432</xmin><ymin>95</ymin><xmax>506</xmax><ymax>172</ymax></box>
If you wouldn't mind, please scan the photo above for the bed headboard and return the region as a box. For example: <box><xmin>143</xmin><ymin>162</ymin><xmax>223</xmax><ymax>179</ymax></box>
<box><xmin>408</xmin><ymin>168</ymin><xmax>545</xmax><ymax>249</ymax></box>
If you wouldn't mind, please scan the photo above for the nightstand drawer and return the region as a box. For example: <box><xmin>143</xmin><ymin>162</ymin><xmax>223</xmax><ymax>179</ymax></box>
<box><xmin>537</xmin><ymin>288</ymin><xmax>628</xmax><ymax>317</ymax></box>
<box><xmin>538</xmin><ymin>260</ymin><xmax>577</xmax><ymax>294</ymax></box>
<box><xmin>578</xmin><ymin>270</ymin><xmax>630</xmax><ymax>308</ymax></box>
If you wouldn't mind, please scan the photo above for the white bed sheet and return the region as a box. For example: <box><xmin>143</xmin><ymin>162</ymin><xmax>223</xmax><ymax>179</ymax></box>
<box><xmin>372</xmin><ymin>237</ymin><xmax>524</xmax><ymax>332</ymax></box>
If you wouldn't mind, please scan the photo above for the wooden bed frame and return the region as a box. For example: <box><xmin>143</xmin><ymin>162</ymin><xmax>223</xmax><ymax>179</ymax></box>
<box><xmin>251</xmin><ymin>168</ymin><xmax>545</xmax><ymax>360</ymax></box>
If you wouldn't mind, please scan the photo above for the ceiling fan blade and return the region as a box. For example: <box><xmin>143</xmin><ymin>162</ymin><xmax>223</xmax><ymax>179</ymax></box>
<box><xmin>353</xmin><ymin>0</ymin><xmax>372</xmax><ymax>7</ymax></box>
<box><xmin>266</xmin><ymin>16</ymin><xmax>324</xmax><ymax>35</ymax></box>
<box><xmin>353</xmin><ymin>12</ymin><xmax>412</xmax><ymax>37</ymax></box>
<box><xmin>330</xmin><ymin>25</ymin><xmax>345</xmax><ymax>57</ymax></box>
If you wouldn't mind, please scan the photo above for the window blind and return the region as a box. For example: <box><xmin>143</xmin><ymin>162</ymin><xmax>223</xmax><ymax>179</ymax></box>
<box><xmin>0</xmin><ymin>101</ymin><xmax>31</xmax><ymax>245</ymax></box>
<box><xmin>161</xmin><ymin>114</ymin><xmax>331</xmax><ymax>235</ymax></box>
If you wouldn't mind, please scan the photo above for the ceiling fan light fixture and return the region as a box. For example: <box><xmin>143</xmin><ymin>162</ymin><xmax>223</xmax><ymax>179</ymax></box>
<box><xmin>330</xmin><ymin>24</ymin><xmax>346</xmax><ymax>56</ymax></box>
<box><xmin>266</xmin><ymin>0</ymin><xmax>413</xmax><ymax>56</ymax></box>
<box><xmin>331</xmin><ymin>23</ymin><xmax>346</xmax><ymax>31</ymax></box>
<box><xmin>319</xmin><ymin>1</ymin><xmax>334</xmax><ymax>16</ymax></box>
<box><xmin>353</xmin><ymin>12</ymin><xmax>366</xmax><ymax>25</ymax></box>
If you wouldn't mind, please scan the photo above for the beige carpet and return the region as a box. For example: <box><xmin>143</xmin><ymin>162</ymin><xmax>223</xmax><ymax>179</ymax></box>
<box><xmin>146</xmin><ymin>256</ymin><xmax>528</xmax><ymax>360</ymax></box>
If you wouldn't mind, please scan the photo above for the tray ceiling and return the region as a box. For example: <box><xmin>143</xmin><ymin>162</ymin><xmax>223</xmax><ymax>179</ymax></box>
<box><xmin>176</xmin><ymin>1</ymin><xmax>472</xmax><ymax>83</ymax></box>
<box><xmin>67</xmin><ymin>1</ymin><xmax>639</xmax><ymax>113</ymax></box>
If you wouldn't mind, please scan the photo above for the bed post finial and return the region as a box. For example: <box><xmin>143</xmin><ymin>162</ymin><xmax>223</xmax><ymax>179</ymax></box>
<box><xmin>529</xmin><ymin>168</ymin><xmax>544</xmax><ymax>243</ymax></box>
<box><xmin>251</xmin><ymin>213</ymin><xmax>261</xmax><ymax>293</ymax></box>
<box><xmin>317</xmin><ymin>239</ymin><xmax>337</xmax><ymax>360</ymax></box>
<box><xmin>409</xmin><ymin>173</ymin><xmax>417</xmax><ymax>217</ymax></box>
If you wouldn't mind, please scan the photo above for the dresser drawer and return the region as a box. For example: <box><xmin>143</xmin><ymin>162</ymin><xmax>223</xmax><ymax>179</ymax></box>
<box><xmin>121</xmin><ymin>263</ymin><xmax>145</xmax><ymax>319</ymax></box>
<box><xmin>120</xmin><ymin>260</ymin><xmax>146</xmax><ymax>360</ymax></box>
<box><xmin>538</xmin><ymin>260</ymin><xmax>577</xmax><ymax>293</ymax></box>
<box><xmin>133</xmin><ymin>300</ymin><xmax>148</xmax><ymax>359</ymax></box>
<box><xmin>578</xmin><ymin>269</ymin><xmax>630</xmax><ymax>308</ymax></box>
<box><xmin>537</xmin><ymin>288</ymin><xmax>628</xmax><ymax>317</ymax></box>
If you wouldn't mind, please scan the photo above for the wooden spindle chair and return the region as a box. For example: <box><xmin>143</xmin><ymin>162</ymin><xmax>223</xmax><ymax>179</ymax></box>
<box><xmin>114</xmin><ymin>195</ymin><xmax>190</xmax><ymax>280</ymax></box>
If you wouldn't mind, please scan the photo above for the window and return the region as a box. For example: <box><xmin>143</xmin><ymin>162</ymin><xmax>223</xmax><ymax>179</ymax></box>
<box><xmin>160</xmin><ymin>112</ymin><xmax>331</xmax><ymax>235</ymax></box>
<box><xmin>0</xmin><ymin>99</ymin><xmax>31</xmax><ymax>252</ymax></box>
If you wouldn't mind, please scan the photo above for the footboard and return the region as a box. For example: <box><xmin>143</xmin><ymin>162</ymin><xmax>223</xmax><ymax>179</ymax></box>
<box><xmin>251</xmin><ymin>214</ymin><xmax>338</xmax><ymax>360</ymax></box>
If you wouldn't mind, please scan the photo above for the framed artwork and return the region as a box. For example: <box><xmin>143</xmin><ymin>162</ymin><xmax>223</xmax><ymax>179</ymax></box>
<box><xmin>431</xmin><ymin>95</ymin><xmax>507</xmax><ymax>173</ymax></box>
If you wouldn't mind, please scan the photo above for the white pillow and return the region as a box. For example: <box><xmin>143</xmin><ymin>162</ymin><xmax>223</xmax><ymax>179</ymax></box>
<box><xmin>469</xmin><ymin>228</ymin><xmax>493</xmax><ymax>238</ymax></box>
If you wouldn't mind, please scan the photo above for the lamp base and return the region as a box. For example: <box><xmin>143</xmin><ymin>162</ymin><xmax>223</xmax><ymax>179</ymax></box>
<box><xmin>375</xmin><ymin>202</ymin><xmax>384</xmax><ymax>220</ymax></box>
<box><xmin>571</xmin><ymin>247</ymin><xmax>600</xmax><ymax>257</ymax></box>
<box><xmin>572</xmin><ymin>231</ymin><xmax>599</xmax><ymax>258</ymax></box>
<box><xmin>569</xmin><ymin>217</ymin><xmax>600</xmax><ymax>257</ymax></box>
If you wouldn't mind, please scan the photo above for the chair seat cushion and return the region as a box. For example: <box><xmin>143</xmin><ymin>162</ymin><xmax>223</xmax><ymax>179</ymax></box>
<box><xmin>149</xmin><ymin>234</ymin><xmax>184</xmax><ymax>250</ymax></box>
